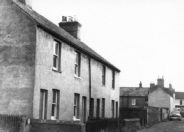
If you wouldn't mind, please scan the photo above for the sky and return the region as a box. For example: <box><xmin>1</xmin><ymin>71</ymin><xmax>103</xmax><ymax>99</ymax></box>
<box><xmin>32</xmin><ymin>0</ymin><xmax>184</xmax><ymax>91</ymax></box>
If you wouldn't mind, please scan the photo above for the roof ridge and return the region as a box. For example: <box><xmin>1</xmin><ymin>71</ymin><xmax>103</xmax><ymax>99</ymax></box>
<box><xmin>12</xmin><ymin>0</ymin><xmax>120</xmax><ymax>72</ymax></box>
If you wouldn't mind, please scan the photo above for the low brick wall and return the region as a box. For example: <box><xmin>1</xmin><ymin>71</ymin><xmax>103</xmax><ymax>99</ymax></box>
<box><xmin>123</xmin><ymin>118</ymin><xmax>141</xmax><ymax>132</ymax></box>
<box><xmin>147</xmin><ymin>107</ymin><xmax>161</xmax><ymax>126</ymax></box>
<box><xmin>30</xmin><ymin>119</ymin><xmax>85</xmax><ymax>132</ymax></box>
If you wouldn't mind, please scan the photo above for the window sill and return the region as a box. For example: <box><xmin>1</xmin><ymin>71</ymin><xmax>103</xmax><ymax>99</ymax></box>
<box><xmin>102</xmin><ymin>85</ymin><xmax>106</xmax><ymax>87</ymax></box>
<box><xmin>74</xmin><ymin>75</ymin><xmax>81</xmax><ymax>80</ymax></box>
<box><xmin>52</xmin><ymin>68</ymin><xmax>62</xmax><ymax>73</ymax></box>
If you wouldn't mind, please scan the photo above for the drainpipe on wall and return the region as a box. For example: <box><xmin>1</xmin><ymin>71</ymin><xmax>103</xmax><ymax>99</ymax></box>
<box><xmin>88</xmin><ymin>58</ymin><xmax>91</xmax><ymax>119</ymax></box>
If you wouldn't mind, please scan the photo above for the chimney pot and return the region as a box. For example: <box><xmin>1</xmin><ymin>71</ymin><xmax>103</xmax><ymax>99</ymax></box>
<box><xmin>18</xmin><ymin>0</ymin><xmax>32</xmax><ymax>8</ymax></box>
<box><xmin>157</xmin><ymin>77</ymin><xmax>164</xmax><ymax>87</ymax></box>
<box><xmin>139</xmin><ymin>81</ymin><xmax>142</xmax><ymax>88</ymax></box>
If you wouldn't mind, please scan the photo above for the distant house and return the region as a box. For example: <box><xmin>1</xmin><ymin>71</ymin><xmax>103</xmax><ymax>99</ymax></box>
<box><xmin>148</xmin><ymin>78</ymin><xmax>175</xmax><ymax>112</ymax></box>
<box><xmin>120</xmin><ymin>82</ymin><xmax>149</xmax><ymax>109</ymax></box>
<box><xmin>174</xmin><ymin>92</ymin><xmax>184</xmax><ymax>109</ymax></box>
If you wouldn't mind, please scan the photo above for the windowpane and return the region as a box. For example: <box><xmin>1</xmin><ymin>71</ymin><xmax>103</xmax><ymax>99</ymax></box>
<box><xmin>112</xmin><ymin>70</ymin><xmax>115</xmax><ymax>89</ymax></box>
<box><xmin>102</xmin><ymin>65</ymin><xmax>106</xmax><ymax>85</ymax></box>
<box><xmin>75</xmin><ymin>51</ymin><xmax>80</xmax><ymax>77</ymax></box>
<box><xmin>51</xmin><ymin>90</ymin><xmax>60</xmax><ymax>120</ymax></box>
<box><xmin>74</xmin><ymin>94</ymin><xmax>80</xmax><ymax>119</ymax></box>
<box><xmin>132</xmin><ymin>99</ymin><xmax>136</xmax><ymax>105</ymax></box>
<box><xmin>53</xmin><ymin>41</ymin><xmax>61</xmax><ymax>71</ymax></box>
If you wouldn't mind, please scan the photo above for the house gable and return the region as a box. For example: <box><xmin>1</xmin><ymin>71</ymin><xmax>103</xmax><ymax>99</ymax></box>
<box><xmin>148</xmin><ymin>87</ymin><xmax>171</xmax><ymax>109</ymax></box>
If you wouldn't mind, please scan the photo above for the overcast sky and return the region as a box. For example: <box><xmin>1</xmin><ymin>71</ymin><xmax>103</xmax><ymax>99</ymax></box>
<box><xmin>33</xmin><ymin>0</ymin><xmax>184</xmax><ymax>91</ymax></box>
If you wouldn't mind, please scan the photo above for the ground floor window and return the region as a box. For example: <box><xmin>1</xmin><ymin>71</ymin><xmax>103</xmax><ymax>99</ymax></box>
<box><xmin>51</xmin><ymin>89</ymin><xmax>60</xmax><ymax>120</ymax></box>
<box><xmin>74</xmin><ymin>93</ymin><xmax>80</xmax><ymax>119</ymax></box>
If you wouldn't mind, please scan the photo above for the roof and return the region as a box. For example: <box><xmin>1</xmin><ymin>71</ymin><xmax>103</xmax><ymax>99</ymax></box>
<box><xmin>12</xmin><ymin>0</ymin><xmax>120</xmax><ymax>72</ymax></box>
<box><xmin>149</xmin><ymin>86</ymin><xmax>174</xmax><ymax>97</ymax></box>
<box><xmin>175</xmin><ymin>92</ymin><xmax>184</xmax><ymax>99</ymax></box>
<box><xmin>120</xmin><ymin>87</ymin><xmax>149</xmax><ymax>96</ymax></box>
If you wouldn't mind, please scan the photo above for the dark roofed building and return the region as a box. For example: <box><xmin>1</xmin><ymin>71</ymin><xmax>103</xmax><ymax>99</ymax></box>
<box><xmin>120</xmin><ymin>83</ymin><xmax>149</xmax><ymax>109</ymax></box>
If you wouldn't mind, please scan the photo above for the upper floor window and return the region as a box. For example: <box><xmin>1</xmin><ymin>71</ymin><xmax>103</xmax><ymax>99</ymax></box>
<box><xmin>102</xmin><ymin>65</ymin><xmax>106</xmax><ymax>85</ymax></box>
<box><xmin>53</xmin><ymin>41</ymin><xmax>61</xmax><ymax>71</ymax></box>
<box><xmin>112</xmin><ymin>70</ymin><xmax>115</xmax><ymax>89</ymax></box>
<box><xmin>51</xmin><ymin>89</ymin><xmax>60</xmax><ymax>120</ymax></box>
<box><xmin>75</xmin><ymin>51</ymin><xmax>81</xmax><ymax>77</ymax></box>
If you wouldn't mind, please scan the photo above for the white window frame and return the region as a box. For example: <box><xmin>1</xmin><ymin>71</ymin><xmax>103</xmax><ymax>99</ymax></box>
<box><xmin>132</xmin><ymin>99</ymin><xmax>136</xmax><ymax>106</ymax></box>
<box><xmin>74</xmin><ymin>93</ymin><xmax>80</xmax><ymax>119</ymax></box>
<box><xmin>53</xmin><ymin>41</ymin><xmax>61</xmax><ymax>71</ymax></box>
<box><xmin>102</xmin><ymin>65</ymin><xmax>106</xmax><ymax>85</ymax></box>
<box><xmin>75</xmin><ymin>51</ymin><xmax>80</xmax><ymax>77</ymax></box>
<box><xmin>51</xmin><ymin>89</ymin><xmax>60</xmax><ymax>120</ymax></box>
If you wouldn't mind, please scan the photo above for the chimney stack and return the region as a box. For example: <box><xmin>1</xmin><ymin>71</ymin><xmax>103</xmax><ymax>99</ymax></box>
<box><xmin>18</xmin><ymin>0</ymin><xmax>32</xmax><ymax>8</ymax></box>
<box><xmin>59</xmin><ymin>16</ymin><xmax>81</xmax><ymax>40</ymax></box>
<box><xmin>150</xmin><ymin>83</ymin><xmax>155</xmax><ymax>88</ymax></box>
<box><xmin>139</xmin><ymin>81</ymin><xmax>142</xmax><ymax>88</ymax></box>
<box><xmin>157</xmin><ymin>77</ymin><xmax>164</xmax><ymax>87</ymax></box>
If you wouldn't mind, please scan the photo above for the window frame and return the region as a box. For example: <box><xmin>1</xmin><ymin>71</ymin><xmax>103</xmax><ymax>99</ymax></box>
<box><xmin>53</xmin><ymin>40</ymin><xmax>61</xmax><ymax>72</ymax></box>
<box><xmin>102</xmin><ymin>65</ymin><xmax>106</xmax><ymax>85</ymax></box>
<box><xmin>51</xmin><ymin>89</ymin><xmax>60</xmax><ymax>120</ymax></box>
<box><xmin>112</xmin><ymin>70</ymin><xmax>115</xmax><ymax>89</ymax></box>
<box><xmin>74</xmin><ymin>93</ymin><xmax>80</xmax><ymax>119</ymax></box>
<box><xmin>132</xmin><ymin>99</ymin><xmax>136</xmax><ymax>106</ymax></box>
<box><xmin>74</xmin><ymin>51</ymin><xmax>81</xmax><ymax>77</ymax></box>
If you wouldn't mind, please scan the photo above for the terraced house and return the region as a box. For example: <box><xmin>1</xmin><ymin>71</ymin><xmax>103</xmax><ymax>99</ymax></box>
<box><xmin>0</xmin><ymin>0</ymin><xmax>120</xmax><ymax>126</ymax></box>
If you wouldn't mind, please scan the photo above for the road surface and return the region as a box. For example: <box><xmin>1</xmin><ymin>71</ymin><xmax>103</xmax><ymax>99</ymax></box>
<box><xmin>137</xmin><ymin>120</ymin><xmax>184</xmax><ymax>132</ymax></box>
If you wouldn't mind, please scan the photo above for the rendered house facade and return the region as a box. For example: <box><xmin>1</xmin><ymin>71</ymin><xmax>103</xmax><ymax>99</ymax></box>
<box><xmin>0</xmin><ymin>0</ymin><xmax>120</xmax><ymax>122</ymax></box>
<box><xmin>148</xmin><ymin>78</ymin><xmax>175</xmax><ymax>112</ymax></box>
<box><xmin>174</xmin><ymin>92</ymin><xmax>184</xmax><ymax>109</ymax></box>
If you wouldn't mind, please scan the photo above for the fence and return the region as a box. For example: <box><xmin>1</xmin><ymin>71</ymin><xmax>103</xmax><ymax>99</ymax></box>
<box><xmin>30</xmin><ymin>119</ymin><xmax>85</xmax><ymax>132</ymax></box>
<box><xmin>0</xmin><ymin>114</ymin><xmax>25</xmax><ymax>132</ymax></box>
<box><xmin>86</xmin><ymin>118</ymin><xmax>119</xmax><ymax>132</ymax></box>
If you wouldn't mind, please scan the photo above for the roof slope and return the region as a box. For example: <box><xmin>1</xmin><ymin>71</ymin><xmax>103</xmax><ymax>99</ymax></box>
<box><xmin>120</xmin><ymin>87</ymin><xmax>149</xmax><ymax>96</ymax></box>
<box><xmin>175</xmin><ymin>92</ymin><xmax>184</xmax><ymax>99</ymax></box>
<box><xmin>12</xmin><ymin>0</ymin><xmax>120</xmax><ymax>72</ymax></box>
<box><xmin>149</xmin><ymin>86</ymin><xmax>174</xmax><ymax>97</ymax></box>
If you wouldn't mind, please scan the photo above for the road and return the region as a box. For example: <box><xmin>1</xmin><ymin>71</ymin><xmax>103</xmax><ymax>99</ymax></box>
<box><xmin>137</xmin><ymin>120</ymin><xmax>184</xmax><ymax>132</ymax></box>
